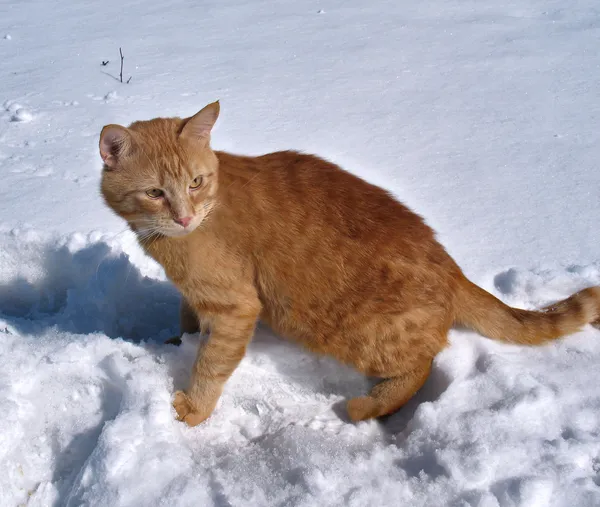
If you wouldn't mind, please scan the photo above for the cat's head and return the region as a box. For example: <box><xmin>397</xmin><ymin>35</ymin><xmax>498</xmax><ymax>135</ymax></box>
<box><xmin>99</xmin><ymin>101</ymin><xmax>220</xmax><ymax>239</ymax></box>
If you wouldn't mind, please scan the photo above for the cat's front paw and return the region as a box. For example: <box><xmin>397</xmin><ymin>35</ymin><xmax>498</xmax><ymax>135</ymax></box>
<box><xmin>173</xmin><ymin>390</ymin><xmax>211</xmax><ymax>426</ymax></box>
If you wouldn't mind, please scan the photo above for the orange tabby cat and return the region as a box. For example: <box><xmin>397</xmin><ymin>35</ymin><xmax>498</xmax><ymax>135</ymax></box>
<box><xmin>99</xmin><ymin>101</ymin><xmax>600</xmax><ymax>425</ymax></box>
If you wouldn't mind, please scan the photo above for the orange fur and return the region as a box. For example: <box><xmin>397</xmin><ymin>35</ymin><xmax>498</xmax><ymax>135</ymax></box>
<box><xmin>99</xmin><ymin>101</ymin><xmax>600</xmax><ymax>425</ymax></box>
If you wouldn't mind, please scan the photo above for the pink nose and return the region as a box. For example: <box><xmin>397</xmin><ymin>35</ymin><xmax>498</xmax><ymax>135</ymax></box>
<box><xmin>174</xmin><ymin>216</ymin><xmax>193</xmax><ymax>228</ymax></box>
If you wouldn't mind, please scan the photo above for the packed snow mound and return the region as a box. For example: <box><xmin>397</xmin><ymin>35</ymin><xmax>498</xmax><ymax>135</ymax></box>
<box><xmin>1</xmin><ymin>231</ymin><xmax>600</xmax><ymax>506</ymax></box>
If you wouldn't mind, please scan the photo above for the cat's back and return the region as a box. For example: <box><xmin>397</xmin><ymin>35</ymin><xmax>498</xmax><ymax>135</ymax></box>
<box><xmin>218</xmin><ymin>149</ymin><xmax>435</xmax><ymax>245</ymax></box>
<box><xmin>214</xmin><ymin>149</ymin><xmax>458</xmax><ymax>291</ymax></box>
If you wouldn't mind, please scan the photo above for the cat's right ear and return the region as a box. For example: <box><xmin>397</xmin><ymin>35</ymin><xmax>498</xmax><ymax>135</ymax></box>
<box><xmin>99</xmin><ymin>125</ymin><xmax>134</xmax><ymax>169</ymax></box>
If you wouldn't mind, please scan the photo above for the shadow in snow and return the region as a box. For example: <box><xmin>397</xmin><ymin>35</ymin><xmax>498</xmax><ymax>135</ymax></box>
<box><xmin>0</xmin><ymin>240</ymin><xmax>180</xmax><ymax>342</ymax></box>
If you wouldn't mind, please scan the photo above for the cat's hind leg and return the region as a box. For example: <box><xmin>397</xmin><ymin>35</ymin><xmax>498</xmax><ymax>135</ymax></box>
<box><xmin>165</xmin><ymin>297</ymin><xmax>206</xmax><ymax>346</ymax></box>
<box><xmin>346</xmin><ymin>358</ymin><xmax>432</xmax><ymax>422</ymax></box>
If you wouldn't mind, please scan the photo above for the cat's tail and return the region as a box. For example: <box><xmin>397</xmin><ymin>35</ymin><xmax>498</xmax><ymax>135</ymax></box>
<box><xmin>453</xmin><ymin>277</ymin><xmax>600</xmax><ymax>345</ymax></box>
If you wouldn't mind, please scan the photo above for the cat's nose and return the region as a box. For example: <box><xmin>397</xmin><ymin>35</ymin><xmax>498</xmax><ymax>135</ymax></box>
<box><xmin>174</xmin><ymin>216</ymin><xmax>193</xmax><ymax>228</ymax></box>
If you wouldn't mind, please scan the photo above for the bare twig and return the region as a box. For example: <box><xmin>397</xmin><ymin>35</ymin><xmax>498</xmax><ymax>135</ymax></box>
<box><xmin>119</xmin><ymin>47</ymin><xmax>124</xmax><ymax>83</ymax></box>
<box><xmin>110</xmin><ymin>47</ymin><xmax>133</xmax><ymax>83</ymax></box>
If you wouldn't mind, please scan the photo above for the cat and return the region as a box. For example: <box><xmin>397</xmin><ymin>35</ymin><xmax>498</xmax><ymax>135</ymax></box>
<box><xmin>99</xmin><ymin>101</ymin><xmax>600</xmax><ymax>426</ymax></box>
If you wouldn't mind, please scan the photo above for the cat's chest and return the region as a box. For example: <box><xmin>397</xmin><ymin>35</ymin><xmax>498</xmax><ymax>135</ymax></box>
<box><xmin>143</xmin><ymin>234</ymin><xmax>237</xmax><ymax>293</ymax></box>
<box><xmin>143</xmin><ymin>238</ymin><xmax>198</xmax><ymax>286</ymax></box>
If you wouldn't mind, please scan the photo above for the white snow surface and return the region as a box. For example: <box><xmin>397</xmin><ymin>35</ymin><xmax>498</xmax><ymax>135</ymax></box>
<box><xmin>1</xmin><ymin>1</ymin><xmax>600</xmax><ymax>506</ymax></box>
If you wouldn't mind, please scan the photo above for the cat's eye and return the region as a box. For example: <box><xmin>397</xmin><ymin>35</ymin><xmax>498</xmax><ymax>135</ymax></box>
<box><xmin>146</xmin><ymin>188</ymin><xmax>164</xmax><ymax>199</ymax></box>
<box><xmin>190</xmin><ymin>176</ymin><xmax>203</xmax><ymax>190</ymax></box>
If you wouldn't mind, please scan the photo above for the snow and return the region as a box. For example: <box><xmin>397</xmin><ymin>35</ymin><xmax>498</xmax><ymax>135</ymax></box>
<box><xmin>1</xmin><ymin>0</ymin><xmax>600</xmax><ymax>505</ymax></box>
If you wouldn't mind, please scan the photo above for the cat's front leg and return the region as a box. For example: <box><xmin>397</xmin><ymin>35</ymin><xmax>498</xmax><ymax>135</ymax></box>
<box><xmin>173</xmin><ymin>297</ymin><xmax>261</xmax><ymax>426</ymax></box>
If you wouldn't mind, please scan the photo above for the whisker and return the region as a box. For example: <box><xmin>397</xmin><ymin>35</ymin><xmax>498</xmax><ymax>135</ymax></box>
<box><xmin>143</xmin><ymin>230</ymin><xmax>162</xmax><ymax>249</ymax></box>
<box><xmin>138</xmin><ymin>229</ymin><xmax>161</xmax><ymax>244</ymax></box>
<box><xmin>135</xmin><ymin>226</ymin><xmax>163</xmax><ymax>245</ymax></box>
<box><xmin>225</xmin><ymin>167</ymin><xmax>261</xmax><ymax>192</ymax></box>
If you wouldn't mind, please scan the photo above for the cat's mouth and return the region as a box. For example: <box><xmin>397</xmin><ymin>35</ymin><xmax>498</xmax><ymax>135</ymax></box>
<box><xmin>132</xmin><ymin>218</ymin><xmax>201</xmax><ymax>241</ymax></box>
<box><xmin>161</xmin><ymin>220</ymin><xmax>200</xmax><ymax>238</ymax></box>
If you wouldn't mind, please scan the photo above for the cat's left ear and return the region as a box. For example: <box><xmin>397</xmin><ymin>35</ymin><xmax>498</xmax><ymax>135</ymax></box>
<box><xmin>180</xmin><ymin>101</ymin><xmax>220</xmax><ymax>143</ymax></box>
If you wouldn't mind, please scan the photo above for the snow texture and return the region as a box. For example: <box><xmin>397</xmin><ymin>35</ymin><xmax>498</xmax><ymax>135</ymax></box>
<box><xmin>1</xmin><ymin>1</ymin><xmax>600</xmax><ymax>506</ymax></box>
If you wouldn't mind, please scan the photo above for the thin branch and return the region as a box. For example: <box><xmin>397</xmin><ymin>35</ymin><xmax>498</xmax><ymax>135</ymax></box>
<box><xmin>119</xmin><ymin>47</ymin><xmax>124</xmax><ymax>83</ymax></box>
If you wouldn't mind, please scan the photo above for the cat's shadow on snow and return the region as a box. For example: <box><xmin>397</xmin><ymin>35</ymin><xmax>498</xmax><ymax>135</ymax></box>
<box><xmin>0</xmin><ymin>239</ymin><xmax>451</xmax><ymax>435</ymax></box>
<box><xmin>0</xmin><ymin>240</ymin><xmax>181</xmax><ymax>341</ymax></box>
